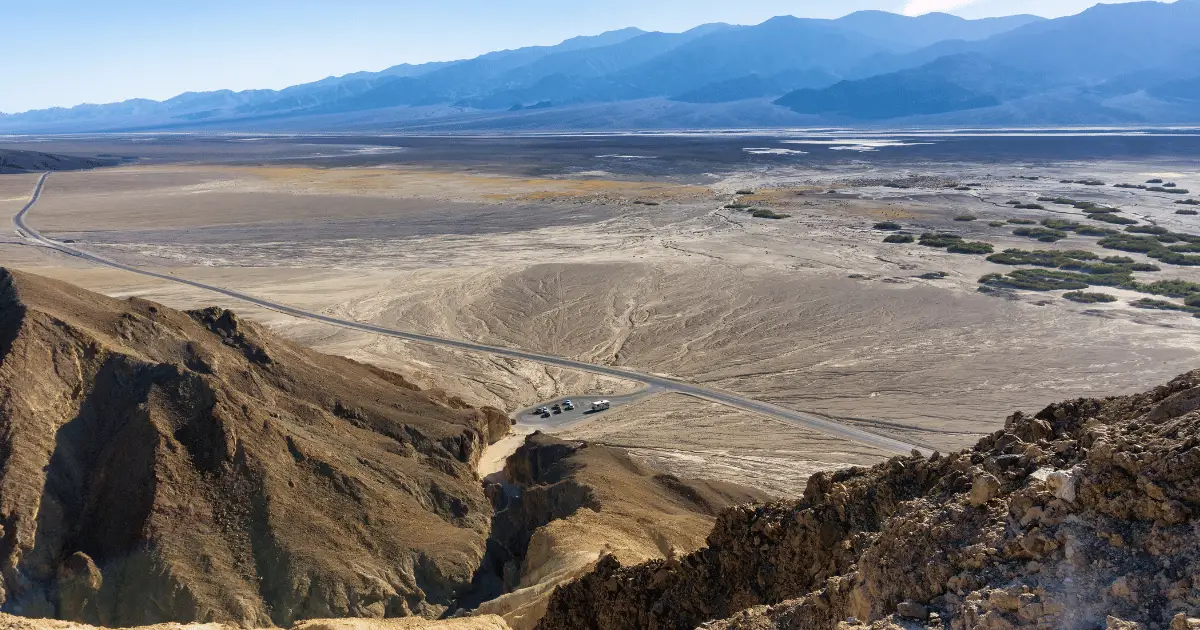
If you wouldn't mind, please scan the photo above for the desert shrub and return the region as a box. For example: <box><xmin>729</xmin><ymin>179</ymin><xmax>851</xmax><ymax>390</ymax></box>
<box><xmin>1178</xmin><ymin>209</ymin><xmax>1200</xmax><ymax>215</ymax></box>
<box><xmin>1126</xmin><ymin>225</ymin><xmax>1169</xmax><ymax>235</ymax></box>
<box><xmin>919</xmin><ymin>232</ymin><xmax>965</xmax><ymax>248</ymax></box>
<box><xmin>988</xmin><ymin>221</ymin><xmax>1007</xmax><ymax>227</ymax></box>
<box><xmin>1063</xmin><ymin>291</ymin><xmax>1118</xmax><ymax>304</ymax></box>
<box><xmin>1148</xmin><ymin>179</ymin><xmax>1164</xmax><ymax>184</ymax></box>
<box><xmin>978</xmin><ymin>269</ymin><xmax>1092</xmax><ymax>291</ymax></box>
<box><xmin>751</xmin><ymin>209</ymin><xmax>790</xmax><ymax>219</ymax></box>
<box><xmin>1075</xmin><ymin>226</ymin><xmax>1119</xmax><ymax>236</ymax></box>
<box><xmin>1131</xmin><ymin>298</ymin><xmax>1200</xmax><ymax>313</ymax></box>
<box><xmin>1176</xmin><ymin>199</ymin><xmax>1200</xmax><ymax>206</ymax></box>
<box><xmin>1007</xmin><ymin>218</ymin><xmax>1037</xmax><ymax>225</ymax></box>
<box><xmin>1084</xmin><ymin>206</ymin><xmax>1121</xmax><ymax>214</ymax></box>
<box><xmin>735</xmin><ymin>189</ymin><xmax>755</xmax><ymax>195</ymax></box>
<box><xmin>1169</xmin><ymin>243</ymin><xmax>1200</xmax><ymax>253</ymax></box>
<box><xmin>954</xmin><ymin>214</ymin><xmax>978</xmax><ymax>222</ymax></box>
<box><xmin>1042</xmin><ymin>218</ymin><xmax>1081</xmax><ymax>230</ymax></box>
<box><xmin>1130</xmin><ymin>279</ymin><xmax>1200</xmax><ymax>298</ymax></box>
<box><xmin>884</xmin><ymin>234</ymin><xmax>915</xmax><ymax>244</ymax></box>
<box><xmin>1102</xmin><ymin>255</ymin><xmax>1135</xmax><ymax>264</ymax></box>
<box><xmin>1187</xmin><ymin>295</ymin><xmax>1200</xmax><ymax>308</ymax></box>
<box><xmin>918</xmin><ymin>271</ymin><xmax>947</xmax><ymax>279</ymax></box>
<box><xmin>987</xmin><ymin>249</ymin><xmax>1092</xmax><ymax>267</ymax></box>
<box><xmin>1151</xmin><ymin>251</ymin><xmax>1200</xmax><ymax>266</ymax></box>
<box><xmin>1099</xmin><ymin>234</ymin><xmax>1164</xmax><ymax>253</ymax></box>
<box><xmin>1088</xmin><ymin>213</ymin><xmax>1138</xmax><ymax>225</ymax></box>
<box><xmin>1149</xmin><ymin>187</ymin><xmax>1190</xmax><ymax>194</ymax></box>
<box><xmin>947</xmin><ymin>241</ymin><xmax>994</xmax><ymax>255</ymax></box>
<box><xmin>1014</xmin><ymin>204</ymin><xmax>1045</xmax><ymax>210</ymax></box>
<box><xmin>1013</xmin><ymin>227</ymin><xmax>1068</xmax><ymax>242</ymax></box>
<box><xmin>874</xmin><ymin>221</ymin><xmax>903</xmax><ymax>230</ymax></box>
<box><xmin>725</xmin><ymin>203</ymin><xmax>751</xmax><ymax>209</ymax></box>
<box><xmin>1115</xmin><ymin>183</ymin><xmax>1146</xmax><ymax>189</ymax></box>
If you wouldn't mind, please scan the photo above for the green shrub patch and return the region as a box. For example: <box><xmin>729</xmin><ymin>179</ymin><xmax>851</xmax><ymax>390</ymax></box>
<box><xmin>883</xmin><ymin>234</ymin><xmax>915</xmax><ymax>244</ymax></box>
<box><xmin>1063</xmin><ymin>291</ymin><xmax>1118</xmax><ymax>304</ymax></box>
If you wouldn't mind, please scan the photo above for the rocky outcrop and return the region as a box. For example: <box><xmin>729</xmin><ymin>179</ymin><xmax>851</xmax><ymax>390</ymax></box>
<box><xmin>0</xmin><ymin>611</ymin><xmax>511</xmax><ymax>629</ymax></box>
<box><xmin>537</xmin><ymin>370</ymin><xmax>1200</xmax><ymax>630</ymax></box>
<box><xmin>468</xmin><ymin>434</ymin><xmax>769</xmax><ymax>629</ymax></box>
<box><xmin>0</xmin><ymin>269</ymin><xmax>511</xmax><ymax>627</ymax></box>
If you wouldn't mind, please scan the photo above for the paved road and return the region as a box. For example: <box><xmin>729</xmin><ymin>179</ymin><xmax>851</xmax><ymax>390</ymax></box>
<box><xmin>13</xmin><ymin>172</ymin><xmax>929</xmax><ymax>456</ymax></box>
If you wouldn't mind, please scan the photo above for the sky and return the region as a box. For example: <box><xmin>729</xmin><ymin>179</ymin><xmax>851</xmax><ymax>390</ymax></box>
<box><xmin>0</xmin><ymin>0</ymin><xmax>1170</xmax><ymax>113</ymax></box>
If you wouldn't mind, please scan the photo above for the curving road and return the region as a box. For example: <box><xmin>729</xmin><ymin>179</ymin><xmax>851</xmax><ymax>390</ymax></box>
<box><xmin>13</xmin><ymin>172</ymin><xmax>929</xmax><ymax>456</ymax></box>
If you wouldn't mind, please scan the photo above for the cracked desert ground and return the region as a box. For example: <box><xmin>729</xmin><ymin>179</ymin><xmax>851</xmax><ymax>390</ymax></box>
<box><xmin>3</xmin><ymin>137</ymin><xmax>1198</xmax><ymax>495</ymax></box>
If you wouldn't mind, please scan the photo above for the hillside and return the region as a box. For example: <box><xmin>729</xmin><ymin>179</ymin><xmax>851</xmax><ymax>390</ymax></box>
<box><xmin>537</xmin><ymin>369</ymin><xmax>1200</xmax><ymax>629</ymax></box>
<box><xmin>0</xmin><ymin>150</ymin><xmax>116</xmax><ymax>174</ymax></box>
<box><xmin>0</xmin><ymin>268</ymin><xmax>512</xmax><ymax>627</ymax></box>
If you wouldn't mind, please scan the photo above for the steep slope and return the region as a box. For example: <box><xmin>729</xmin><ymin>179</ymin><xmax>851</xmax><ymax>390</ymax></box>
<box><xmin>537</xmin><ymin>369</ymin><xmax>1200</xmax><ymax>630</ymax></box>
<box><xmin>0</xmin><ymin>268</ymin><xmax>512</xmax><ymax>627</ymax></box>
<box><xmin>469</xmin><ymin>434</ymin><xmax>769</xmax><ymax>630</ymax></box>
<box><xmin>776</xmin><ymin>54</ymin><xmax>1047</xmax><ymax>120</ymax></box>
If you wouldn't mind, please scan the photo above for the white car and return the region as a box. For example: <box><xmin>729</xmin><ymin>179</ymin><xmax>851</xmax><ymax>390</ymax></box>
<box><xmin>563</xmin><ymin>400</ymin><xmax>575</xmax><ymax>410</ymax></box>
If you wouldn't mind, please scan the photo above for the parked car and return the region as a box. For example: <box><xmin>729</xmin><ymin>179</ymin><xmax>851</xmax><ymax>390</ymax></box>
<box><xmin>563</xmin><ymin>400</ymin><xmax>575</xmax><ymax>410</ymax></box>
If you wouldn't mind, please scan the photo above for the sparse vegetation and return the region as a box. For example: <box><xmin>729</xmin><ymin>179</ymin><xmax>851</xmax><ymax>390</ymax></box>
<box><xmin>1075</xmin><ymin>226</ymin><xmax>1119</xmax><ymax>236</ymax></box>
<box><xmin>979</xmin><ymin>269</ymin><xmax>1092</xmax><ymax>291</ymax></box>
<box><xmin>750</xmin><ymin>209</ymin><xmax>790</xmax><ymax>219</ymax></box>
<box><xmin>1060</xmin><ymin>179</ymin><xmax>1105</xmax><ymax>186</ymax></box>
<box><xmin>1126</xmin><ymin>225</ymin><xmax>1169</xmax><ymax>235</ymax></box>
<box><xmin>1148</xmin><ymin>179</ymin><xmax>1164</xmax><ymax>184</ymax></box>
<box><xmin>1041</xmin><ymin>218</ymin><xmax>1082</xmax><ymax>230</ymax></box>
<box><xmin>1178</xmin><ymin>209</ymin><xmax>1200</xmax><ymax>215</ymax></box>
<box><xmin>873</xmin><ymin>221</ymin><xmax>903</xmax><ymax>230</ymax></box>
<box><xmin>918</xmin><ymin>271</ymin><xmax>947</xmax><ymax>279</ymax></box>
<box><xmin>1013</xmin><ymin>227</ymin><xmax>1068</xmax><ymax>242</ymax></box>
<box><xmin>918</xmin><ymin>232</ymin><xmax>965</xmax><ymax>248</ymax></box>
<box><xmin>947</xmin><ymin>241</ymin><xmax>994</xmax><ymax>255</ymax></box>
<box><xmin>1007</xmin><ymin>218</ymin><xmax>1037</xmax><ymax>225</ymax></box>
<box><xmin>735</xmin><ymin>189</ymin><xmax>755</xmax><ymax>195</ymax></box>
<box><xmin>884</xmin><ymin>234</ymin><xmax>915</xmax><ymax>244</ymax></box>
<box><xmin>1177</xmin><ymin>199</ymin><xmax>1200</xmax><ymax>206</ymax></box>
<box><xmin>954</xmin><ymin>214</ymin><xmax>978</xmax><ymax>222</ymax></box>
<box><xmin>988</xmin><ymin>221</ymin><xmax>1007</xmax><ymax>227</ymax></box>
<box><xmin>1088</xmin><ymin>213</ymin><xmax>1138</xmax><ymax>225</ymax></box>
<box><xmin>1131</xmin><ymin>298</ymin><xmax>1200</xmax><ymax>314</ymax></box>
<box><xmin>1148</xmin><ymin>187</ymin><xmax>1190</xmax><ymax>194</ymax></box>
<box><xmin>1063</xmin><ymin>291</ymin><xmax>1118</xmax><ymax>304</ymax></box>
<box><xmin>725</xmin><ymin>203</ymin><xmax>751</xmax><ymax>209</ymax></box>
<box><xmin>987</xmin><ymin>249</ymin><xmax>1097</xmax><ymax>267</ymax></box>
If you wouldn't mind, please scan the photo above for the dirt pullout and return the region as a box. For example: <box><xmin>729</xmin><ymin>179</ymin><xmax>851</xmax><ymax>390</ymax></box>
<box><xmin>0</xmin><ymin>268</ymin><xmax>513</xmax><ymax>627</ymax></box>
<box><xmin>537</xmin><ymin>369</ymin><xmax>1200</xmax><ymax>630</ymax></box>
<box><xmin>557</xmin><ymin>393</ymin><xmax>893</xmax><ymax>496</ymax></box>
<box><xmin>470</xmin><ymin>433</ymin><xmax>769</xmax><ymax>630</ymax></box>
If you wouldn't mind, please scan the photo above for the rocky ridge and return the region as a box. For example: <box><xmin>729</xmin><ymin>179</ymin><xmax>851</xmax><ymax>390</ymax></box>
<box><xmin>0</xmin><ymin>268</ymin><xmax>512</xmax><ymax>627</ymax></box>
<box><xmin>536</xmin><ymin>370</ymin><xmax>1200</xmax><ymax>629</ymax></box>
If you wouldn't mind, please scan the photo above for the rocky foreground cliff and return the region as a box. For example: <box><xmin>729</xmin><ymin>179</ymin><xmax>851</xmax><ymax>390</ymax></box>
<box><xmin>0</xmin><ymin>268</ymin><xmax>513</xmax><ymax>627</ymax></box>
<box><xmin>536</xmin><ymin>370</ymin><xmax>1200</xmax><ymax>630</ymax></box>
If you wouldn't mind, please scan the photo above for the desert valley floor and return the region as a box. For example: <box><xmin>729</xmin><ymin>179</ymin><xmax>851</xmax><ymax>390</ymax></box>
<box><xmin>3</xmin><ymin>131</ymin><xmax>1199</xmax><ymax>495</ymax></box>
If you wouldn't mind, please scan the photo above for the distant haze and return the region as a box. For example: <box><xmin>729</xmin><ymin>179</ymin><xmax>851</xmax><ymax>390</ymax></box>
<box><xmin>0</xmin><ymin>0</ymin><xmax>1178</xmax><ymax>113</ymax></box>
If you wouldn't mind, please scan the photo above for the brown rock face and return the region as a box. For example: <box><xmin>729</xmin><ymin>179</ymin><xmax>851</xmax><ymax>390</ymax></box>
<box><xmin>537</xmin><ymin>370</ymin><xmax>1200</xmax><ymax>630</ymax></box>
<box><xmin>0</xmin><ymin>268</ymin><xmax>510</xmax><ymax>627</ymax></box>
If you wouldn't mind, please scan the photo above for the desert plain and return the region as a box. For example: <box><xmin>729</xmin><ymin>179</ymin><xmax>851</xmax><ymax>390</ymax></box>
<box><xmin>3</xmin><ymin>131</ymin><xmax>1199</xmax><ymax>495</ymax></box>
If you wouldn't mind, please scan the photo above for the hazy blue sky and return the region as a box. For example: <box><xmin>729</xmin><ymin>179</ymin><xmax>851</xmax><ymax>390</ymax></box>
<box><xmin>0</xmin><ymin>0</ymin><xmax>1171</xmax><ymax>113</ymax></box>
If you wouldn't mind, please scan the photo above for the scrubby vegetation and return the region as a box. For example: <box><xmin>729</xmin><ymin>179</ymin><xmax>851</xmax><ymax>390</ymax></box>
<box><xmin>1126</xmin><ymin>225</ymin><xmax>1169</xmax><ymax>235</ymax></box>
<box><xmin>1038</xmin><ymin>197</ymin><xmax>1120</xmax><ymax>213</ymax></box>
<box><xmin>1041</xmin><ymin>218</ymin><xmax>1081</xmax><ymax>230</ymax></box>
<box><xmin>1177</xmin><ymin>199</ymin><xmax>1200</xmax><ymax>206</ymax></box>
<box><xmin>918</xmin><ymin>232</ymin><xmax>965</xmax><ymax>248</ymax></box>
<box><xmin>883</xmin><ymin>234</ymin><xmax>915</xmax><ymax>244</ymax></box>
<box><xmin>918</xmin><ymin>271</ymin><xmax>947</xmax><ymax>279</ymax></box>
<box><xmin>1060</xmin><ymin>179</ymin><xmax>1105</xmax><ymax>186</ymax></box>
<box><xmin>1148</xmin><ymin>178</ymin><xmax>1164</xmax><ymax>184</ymax></box>
<box><xmin>1088</xmin><ymin>213</ymin><xmax>1138</xmax><ymax>225</ymax></box>
<box><xmin>735</xmin><ymin>189</ymin><xmax>755</xmax><ymax>195</ymax></box>
<box><xmin>947</xmin><ymin>241</ymin><xmax>994</xmax><ymax>254</ymax></box>
<box><xmin>979</xmin><ymin>269</ymin><xmax>1092</xmax><ymax>291</ymax></box>
<box><xmin>1007</xmin><ymin>218</ymin><xmax>1037</xmax><ymax>225</ymax></box>
<box><xmin>724</xmin><ymin>203</ymin><xmax>751</xmax><ymax>209</ymax></box>
<box><xmin>1148</xmin><ymin>186</ymin><xmax>1190</xmax><ymax>194</ymax></box>
<box><xmin>1013</xmin><ymin>227</ymin><xmax>1068</xmax><ymax>242</ymax></box>
<box><xmin>750</xmin><ymin>209</ymin><xmax>790</xmax><ymax>219</ymax></box>
<box><xmin>873</xmin><ymin>221</ymin><xmax>902</xmax><ymax>230</ymax></box>
<box><xmin>1178</xmin><ymin>209</ymin><xmax>1200</xmax><ymax>215</ymax></box>
<box><xmin>1075</xmin><ymin>226</ymin><xmax>1119</xmax><ymax>236</ymax></box>
<box><xmin>1098</xmin><ymin>232</ymin><xmax>1200</xmax><ymax>266</ymax></box>
<box><xmin>988</xmin><ymin>221</ymin><xmax>1007</xmax><ymax>227</ymax></box>
<box><xmin>1131</xmin><ymin>298</ymin><xmax>1200</xmax><ymax>314</ymax></box>
<box><xmin>986</xmin><ymin>248</ymin><xmax>1158</xmax><ymax>274</ymax></box>
<box><xmin>1063</xmin><ymin>291</ymin><xmax>1118</xmax><ymax>304</ymax></box>
<box><xmin>954</xmin><ymin>214</ymin><xmax>978</xmax><ymax>222</ymax></box>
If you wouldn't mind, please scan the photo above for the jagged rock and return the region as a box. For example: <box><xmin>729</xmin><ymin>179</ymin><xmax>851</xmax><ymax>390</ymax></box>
<box><xmin>537</xmin><ymin>370</ymin><xmax>1200</xmax><ymax>630</ymax></box>
<box><xmin>896</xmin><ymin>601</ymin><xmax>928</xmax><ymax>620</ymax></box>
<box><xmin>0</xmin><ymin>269</ymin><xmax>509</xmax><ymax>627</ymax></box>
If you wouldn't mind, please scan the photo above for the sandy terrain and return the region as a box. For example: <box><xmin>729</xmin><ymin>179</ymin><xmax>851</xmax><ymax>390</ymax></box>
<box><xmin>3</xmin><ymin>147</ymin><xmax>1198</xmax><ymax>489</ymax></box>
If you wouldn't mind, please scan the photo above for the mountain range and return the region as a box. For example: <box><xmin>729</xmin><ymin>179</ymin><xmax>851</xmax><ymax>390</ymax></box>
<box><xmin>2</xmin><ymin>1</ymin><xmax>1199</xmax><ymax>132</ymax></box>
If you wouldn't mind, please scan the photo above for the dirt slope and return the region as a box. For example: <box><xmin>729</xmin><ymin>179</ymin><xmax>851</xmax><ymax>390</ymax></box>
<box><xmin>0</xmin><ymin>268</ymin><xmax>511</xmax><ymax>627</ymax></box>
<box><xmin>537</xmin><ymin>370</ymin><xmax>1200</xmax><ymax>630</ymax></box>
<box><xmin>470</xmin><ymin>433</ymin><xmax>769</xmax><ymax>630</ymax></box>
<box><xmin>0</xmin><ymin>612</ymin><xmax>510</xmax><ymax>629</ymax></box>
